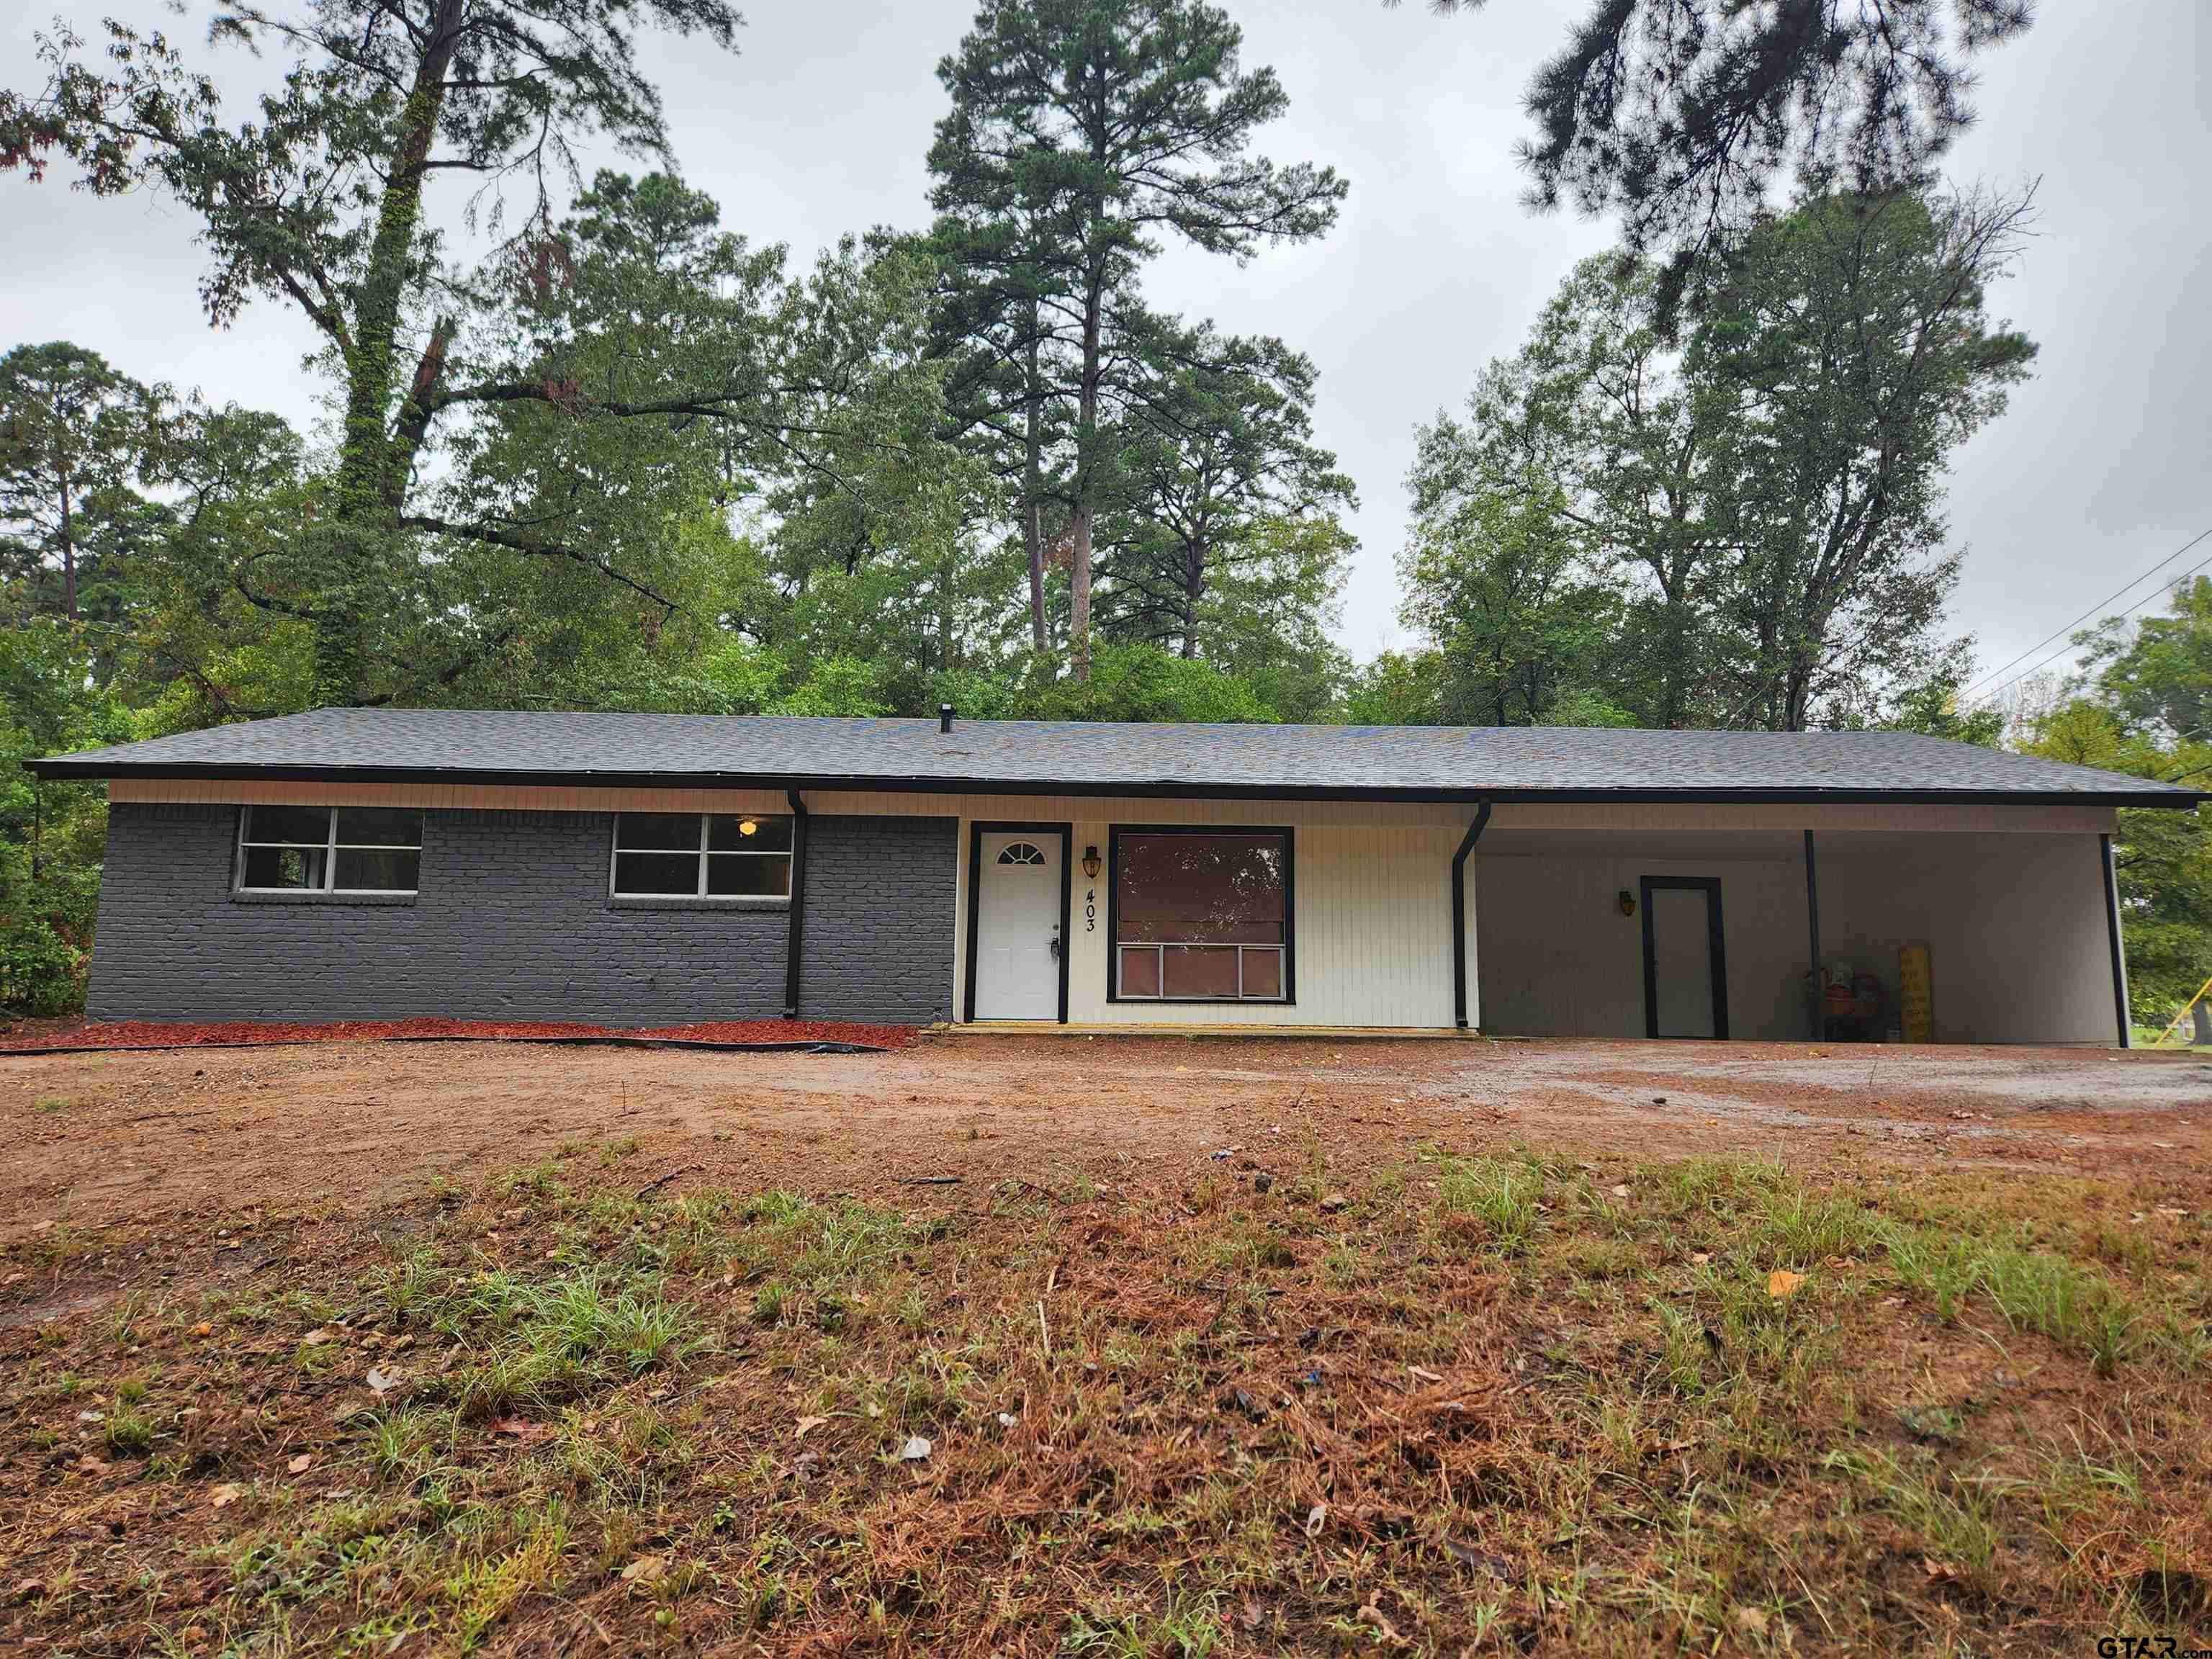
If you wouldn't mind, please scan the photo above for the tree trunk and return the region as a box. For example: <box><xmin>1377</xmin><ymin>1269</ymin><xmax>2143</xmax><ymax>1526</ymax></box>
<box><xmin>1024</xmin><ymin>495</ymin><xmax>1048</xmax><ymax>651</ymax></box>
<box><xmin>1069</xmin><ymin>269</ymin><xmax>1105</xmax><ymax>683</ymax></box>
<box><xmin>320</xmin><ymin>0</ymin><xmax>465</xmax><ymax>703</ymax></box>
<box><xmin>1069</xmin><ymin>505</ymin><xmax>1094</xmax><ymax>681</ymax></box>
<box><xmin>1179</xmin><ymin>537</ymin><xmax>1202</xmax><ymax>659</ymax></box>
<box><xmin>1660</xmin><ymin>572</ymin><xmax>1688</xmax><ymax>727</ymax></box>
<box><xmin>382</xmin><ymin>316</ymin><xmax>455</xmax><ymax>511</ymax></box>
<box><xmin>1022</xmin><ymin>319</ymin><xmax>1048</xmax><ymax>653</ymax></box>
<box><xmin>1784</xmin><ymin>652</ymin><xmax>1815</xmax><ymax>731</ymax></box>
<box><xmin>56</xmin><ymin>477</ymin><xmax>76</xmax><ymax>621</ymax></box>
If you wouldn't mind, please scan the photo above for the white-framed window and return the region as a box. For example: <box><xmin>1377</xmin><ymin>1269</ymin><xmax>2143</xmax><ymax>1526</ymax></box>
<box><xmin>611</xmin><ymin>812</ymin><xmax>793</xmax><ymax>899</ymax></box>
<box><xmin>997</xmin><ymin>841</ymin><xmax>1046</xmax><ymax>866</ymax></box>
<box><xmin>237</xmin><ymin>805</ymin><xmax>423</xmax><ymax>894</ymax></box>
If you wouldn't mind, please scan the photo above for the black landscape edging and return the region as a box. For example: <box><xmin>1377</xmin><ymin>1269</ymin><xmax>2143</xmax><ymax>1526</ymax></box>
<box><xmin>0</xmin><ymin>1035</ymin><xmax>892</xmax><ymax>1058</ymax></box>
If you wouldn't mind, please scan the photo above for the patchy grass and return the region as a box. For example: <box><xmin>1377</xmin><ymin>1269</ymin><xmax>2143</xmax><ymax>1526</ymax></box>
<box><xmin>1</xmin><ymin>1138</ymin><xmax>2208</xmax><ymax>1655</ymax></box>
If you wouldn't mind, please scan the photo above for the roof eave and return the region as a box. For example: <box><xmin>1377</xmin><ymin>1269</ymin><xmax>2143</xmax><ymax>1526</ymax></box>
<box><xmin>20</xmin><ymin>757</ymin><xmax>2206</xmax><ymax>809</ymax></box>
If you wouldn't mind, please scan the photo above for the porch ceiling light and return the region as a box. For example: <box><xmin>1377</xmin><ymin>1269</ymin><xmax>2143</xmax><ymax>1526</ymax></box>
<box><xmin>739</xmin><ymin>818</ymin><xmax>759</xmax><ymax>836</ymax></box>
<box><xmin>1082</xmin><ymin>845</ymin><xmax>1102</xmax><ymax>879</ymax></box>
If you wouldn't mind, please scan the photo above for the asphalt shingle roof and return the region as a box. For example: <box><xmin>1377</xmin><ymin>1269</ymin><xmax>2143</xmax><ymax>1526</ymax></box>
<box><xmin>26</xmin><ymin>707</ymin><xmax>2200</xmax><ymax>806</ymax></box>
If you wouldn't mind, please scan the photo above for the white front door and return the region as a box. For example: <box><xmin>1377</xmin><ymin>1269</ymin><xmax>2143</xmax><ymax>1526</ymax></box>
<box><xmin>974</xmin><ymin>830</ymin><xmax>1061</xmax><ymax>1020</ymax></box>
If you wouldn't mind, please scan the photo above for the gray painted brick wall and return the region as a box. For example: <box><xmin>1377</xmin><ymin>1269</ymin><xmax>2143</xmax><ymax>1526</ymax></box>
<box><xmin>799</xmin><ymin>814</ymin><xmax>958</xmax><ymax>1023</ymax></box>
<box><xmin>86</xmin><ymin>804</ymin><xmax>956</xmax><ymax>1027</ymax></box>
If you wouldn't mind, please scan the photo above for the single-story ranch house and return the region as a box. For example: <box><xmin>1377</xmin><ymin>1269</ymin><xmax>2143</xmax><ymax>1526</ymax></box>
<box><xmin>27</xmin><ymin>707</ymin><xmax>2204</xmax><ymax>1045</ymax></box>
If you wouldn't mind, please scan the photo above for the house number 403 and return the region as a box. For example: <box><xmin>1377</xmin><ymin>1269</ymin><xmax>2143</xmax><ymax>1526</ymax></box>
<box><xmin>1084</xmin><ymin>888</ymin><xmax>1097</xmax><ymax>932</ymax></box>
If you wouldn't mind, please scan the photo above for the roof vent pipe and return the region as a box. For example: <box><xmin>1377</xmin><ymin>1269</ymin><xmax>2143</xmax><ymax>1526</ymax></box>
<box><xmin>939</xmin><ymin>703</ymin><xmax>955</xmax><ymax>734</ymax></box>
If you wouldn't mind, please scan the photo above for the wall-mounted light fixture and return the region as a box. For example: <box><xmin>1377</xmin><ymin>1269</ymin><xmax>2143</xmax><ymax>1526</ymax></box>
<box><xmin>1617</xmin><ymin>889</ymin><xmax>1636</xmax><ymax>917</ymax></box>
<box><xmin>1082</xmin><ymin>845</ymin><xmax>1102</xmax><ymax>879</ymax></box>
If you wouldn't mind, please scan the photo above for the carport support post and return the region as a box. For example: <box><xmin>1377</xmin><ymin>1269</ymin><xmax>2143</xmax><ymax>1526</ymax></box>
<box><xmin>1803</xmin><ymin>830</ymin><xmax>1822</xmax><ymax>1040</ymax></box>
<box><xmin>783</xmin><ymin>790</ymin><xmax>809</xmax><ymax>1019</ymax></box>
<box><xmin>2101</xmin><ymin>832</ymin><xmax>2131</xmax><ymax>1048</ymax></box>
<box><xmin>1451</xmin><ymin>800</ymin><xmax>1493</xmax><ymax>1030</ymax></box>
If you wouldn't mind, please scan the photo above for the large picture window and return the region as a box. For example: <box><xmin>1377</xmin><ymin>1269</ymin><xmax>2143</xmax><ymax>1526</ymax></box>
<box><xmin>238</xmin><ymin>805</ymin><xmax>422</xmax><ymax>894</ymax></box>
<box><xmin>612</xmin><ymin>812</ymin><xmax>792</xmax><ymax>899</ymax></box>
<box><xmin>1112</xmin><ymin>828</ymin><xmax>1290</xmax><ymax>1002</ymax></box>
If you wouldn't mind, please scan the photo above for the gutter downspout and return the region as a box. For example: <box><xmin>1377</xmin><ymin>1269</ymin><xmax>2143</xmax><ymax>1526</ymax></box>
<box><xmin>1451</xmin><ymin>800</ymin><xmax>1493</xmax><ymax>1030</ymax></box>
<box><xmin>1804</xmin><ymin>830</ymin><xmax>1822</xmax><ymax>1040</ymax></box>
<box><xmin>2100</xmin><ymin>832</ymin><xmax>2131</xmax><ymax>1048</ymax></box>
<box><xmin>783</xmin><ymin>789</ymin><xmax>809</xmax><ymax>1020</ymax></box>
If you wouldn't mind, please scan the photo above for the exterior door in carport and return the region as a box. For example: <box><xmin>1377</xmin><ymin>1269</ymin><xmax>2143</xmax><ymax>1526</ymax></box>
<box><xmin>1642</xmin><ymin>876</ymin><xmax>1729</xmax><ymax>1039</ymax></box>
<box><xmin>975</xmin><ymin>831</ymin><xmax>1061</xmax><ymax>1020</ymax></box>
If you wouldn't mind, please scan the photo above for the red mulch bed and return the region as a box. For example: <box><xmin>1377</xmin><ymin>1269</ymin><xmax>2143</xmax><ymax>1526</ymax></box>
<box><xmin>0</xmin><ymin>1016</ymin><xmax>918</xmax><ymax>1055</ymax></box>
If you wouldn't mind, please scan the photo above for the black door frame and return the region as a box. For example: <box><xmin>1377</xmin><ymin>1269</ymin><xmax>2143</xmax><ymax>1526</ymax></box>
<box><xmin>963</xmin><ymin>821</ymin><xmax>1073</xmax><ymax>1025</ymax></box>
<box><xmin>1640</xmin><ymin>875</ymin><xmax>1730</xmax><ymax>1040</ymax></box>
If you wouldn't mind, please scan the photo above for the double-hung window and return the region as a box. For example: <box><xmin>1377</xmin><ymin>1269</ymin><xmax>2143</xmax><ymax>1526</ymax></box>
<box><xmin>611</xmin><ymin>813</ymin><xmax>793</xmax><ymax>899</ymax></box>
<box><xmin>1112</xmin><ymin>829</ymin><xmax>1290</xmax><ymax>1002</ymax></box>
<box><xmin>237</xmin><ymin>806</ymin><xmax>422</xmax><ymax>894</ymax></box>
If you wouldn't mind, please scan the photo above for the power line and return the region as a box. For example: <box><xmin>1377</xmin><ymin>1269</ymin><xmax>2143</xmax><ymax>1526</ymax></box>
<box><xmin>1971</xmin><ymin>541</ymin><xmax>2212</xmax><ymax>711</ymax></box>
<box><xmin>1960</xmin><ymin>522</ymin><xmax>2212</xmax><ymax>703</ymax></box>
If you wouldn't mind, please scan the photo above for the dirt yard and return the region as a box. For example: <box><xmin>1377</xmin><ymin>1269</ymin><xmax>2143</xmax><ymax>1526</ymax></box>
<box><xmin>6</xmin><ymin>1033</ymin><xmax>2210</xmax><ymax>1238</ymax></box>
<box><xmin>4</xmin><ymin>1035</ymin><xmax>2210</xmax><ymax>1655</ymax></box>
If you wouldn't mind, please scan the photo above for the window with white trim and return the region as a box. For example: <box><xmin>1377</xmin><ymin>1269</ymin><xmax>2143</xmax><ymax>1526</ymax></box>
<box><xmin>238</xmin><ymin>806</ymin><xmax>422</xmax><ymax>894</ymax></box>
<box><xmin>612</xmin><ymin>813</ymin><xmax>793</xmax><ymax>899</ymax></box>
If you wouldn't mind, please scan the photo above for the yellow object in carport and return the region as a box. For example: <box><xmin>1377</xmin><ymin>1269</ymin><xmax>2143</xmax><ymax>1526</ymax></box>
<box><xmin>2149</xmin><ymin>975</ymin><xmax>2212</xmax><ymax>1048</ymax></box>
<box><xmin>1897</xmin><ymin>944</ymin><xmax>1933</xmax><ymax>1043</ymax></box>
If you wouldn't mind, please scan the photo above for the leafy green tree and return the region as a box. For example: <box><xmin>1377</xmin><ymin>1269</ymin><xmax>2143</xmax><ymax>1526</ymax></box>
<box><xmin>1692</xmin><ymin>191</ymin><xmax>2037</xmax><ymax>728</ymax></box>
<box><xmin>1411</xmin><ymin>189</ymin><xmax>2034</xmax><ymax>731</ymax></box>
<box><xmin>2072</xmin><ymin>575</ymin><xmax>2212</xmax><ymax>745</ymax></box>
<box><xmin>1877</xmin><ymin>648</ymin><xmax>2005</xmax><ymax>747</ymax></box>
<box><xmin>1421</xmin><ymin>254</ymin><xmax>1727</xmax><ymax>726</ymax></box>
<box><xmin>1405</xmin><ymin>0</ymin><xmax>2033</xmax><ymax>300</ymax></box>
<box><xmin>940</xmin><ymin>639</ymin><xmax>1274</xmax><ymax>723</ymax></box>
<box><xmin>1096</xmin><ymin>321</ymin><xmax>1355</xmax><ymax>667</ymax></box>
<box><xmin>2</xmin><ymin>0</ymin><xmax>743</xmax><ymax>698</ymax></box>
<box><xmin>1342</xmin><ymin>648</ymin><xmax>1456</xmax><ymax>726</ymax></box>
<box><xmin>0</xmin><ymin>341</ymin><xmax>166</xmax><ymax>623</ymax></box>
<box><xmin>122</xmin><ymin>404</ymin><xmax>322</xmax><ymax>729</ymax></box>
<box><xmin>1402</xmin><ymin>409</ymin><xmax>1623</xmax><ymax>726</ymax></box>
<box><xmin>928</xmin><ymin>0</ymin><xmax>1346</xmax><ymax>680</ymax></box>
<box><xmin>434</xmin><ymin>181</ymin><xmax>984</xmax><ymax>720</ymax></box>
<box><xmin>1179</xmin><ymin>514</ymin><xmax>1355</xmax><ymax>722</ymax></box>
<box><xmin>442</xmin><ymin>172</ymin><xmax>1005</xmax><ymax>718</ymax></box>
<box><xmin>0</xmin><ymin>621</ymin><xmax>132</xmax><ymax>1015</ymax></box>
<box><xmin>922</xmin><ymin>185</ymin><xmax>1076</xmax><ymax>653</ymax></box>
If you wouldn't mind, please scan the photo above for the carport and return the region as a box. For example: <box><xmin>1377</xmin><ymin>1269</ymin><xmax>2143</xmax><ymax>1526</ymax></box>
<box><xmin>1471</xmin><ymin>807</ymin><xmax>2130</xmax><ymax>1046</ymax></box>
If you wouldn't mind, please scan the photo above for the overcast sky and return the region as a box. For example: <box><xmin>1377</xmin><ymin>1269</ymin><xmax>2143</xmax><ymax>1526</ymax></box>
<box><xmin>4</xmin><ymin>1</ymin><xmax>2207</xmax><ymax>702</ymax></box>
